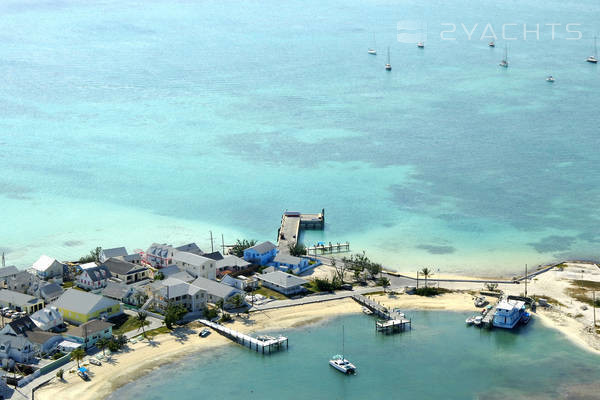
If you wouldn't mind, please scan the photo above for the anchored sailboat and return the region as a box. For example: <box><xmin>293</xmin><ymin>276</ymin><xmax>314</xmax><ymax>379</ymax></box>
<box><xmin>368</xmin><ymin>34</ymin><xmax>377</xmax><ymax>55</ymax></box>
<box><xmin>586</xmin><ymin>36</ymin><xmax>598</xmax><ymax>63</ymax></box>
<box><xmin>499</xmin><ymin>45</ymin><xmax>509</xmax><ymax>68</ymax></box>
<box><xmin>385</xmin><ymin>46</ymin><xmax>392</xmax><ymax>71</ymax></box>
<box><xmin>329</xmin><ymin>326</ymin><xmax>356</xmax><ymax>374</ymax></box>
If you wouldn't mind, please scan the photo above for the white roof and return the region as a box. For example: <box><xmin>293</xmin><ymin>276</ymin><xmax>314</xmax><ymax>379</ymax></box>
<box><xmin>57</xmin><ymin>340</ymin><xmax>81</xmax><ymax>350</ymax></box>
<box><xmin>79</xmin><ymin>262</ymin><xmax>98</xmax><ymax>270</ymax></box>
<box><xmin>258</xmin><ymin>271</ymin><xmax>308</xmax><ymax>288</ymax></box>
<box><xmin>496</xmin><ymin>299</ymin><xmax>525</xmax><ymax>311</ymax></box>
<box><xmin>32</xmin><ymin>255</ymin><xmax>60</xmax><ymax>272</ymax></box>
<box><xmin>172</xmin><ymin>252</ymin><xmax>213</xmax><ymax>266</ymax></box>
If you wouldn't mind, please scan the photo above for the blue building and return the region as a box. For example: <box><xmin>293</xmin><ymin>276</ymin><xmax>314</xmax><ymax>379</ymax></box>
<box><xmin>243</xmin><ymin>241</ymin><xmax>277</xmax><ymax>265</ymax></box>
<box><xmin>270</xmin><ymin>254</ymin><xmax>311</xmax><ymax>274</ymax></box>
<box><xmin>492</xmin><ymin>299</ymin><xmax>526</xmax><ymax>329</ymax></box>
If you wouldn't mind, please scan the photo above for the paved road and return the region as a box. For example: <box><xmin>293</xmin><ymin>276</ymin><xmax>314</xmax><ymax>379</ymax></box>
<box><xmin>250</xmin><ymin>286</ymin><xmax>382</xmax><ymax>311</ymax></box>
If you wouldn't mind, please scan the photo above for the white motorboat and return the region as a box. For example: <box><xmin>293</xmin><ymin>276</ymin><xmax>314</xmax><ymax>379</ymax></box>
<box><xmin>329</xmin><ymin>355</ymin><xmax>357</xmax><ymax>374</ymax></box>
<box><xmin>586</xmin><ymin>36</ymin><xmax>598</xmax><ymax>63</ymax></box>
<box><xmin>417</xmin><ymin>41</ymin><xmax>424</xmax><ymax>48</ymax></box>
<box><xmin>546</xmin><ymin>76</ymin><xmax>555</xmax><ymax>83</ymax></box>
<box><xmin>368</xmin><ymin>49</ymin><xmax>377</xmax><ymax>55</ymax></box>
<box><xmin>466</xmin><ymin>316</ymin><xmax>475</xmax><ymax>325</ymax></box>
<box><xmin>489</xmin><ymin>41</ymin><xmax>495</xmax><ymax>47</ymax></box>
<box><xmin>362</xmin><ymin>306</ymin><xmax>373</xmax><ymax>315</ymax></box>
<box><xmin>473</xmin><ymin>316</ymin><xmax>483</xmax><ymax>326</ymax></box>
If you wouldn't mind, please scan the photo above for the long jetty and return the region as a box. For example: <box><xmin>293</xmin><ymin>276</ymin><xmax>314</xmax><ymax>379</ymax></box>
<box><xmin>198</xmin><ymin>320</ymin><xmax>288</xmax><ymax>354</ymax></box>
<box><xmin>277</xmin><ymin>209</ymin><xmax>325</xmax><ymax>252</ymax></box>
<box><xmin>351</xmin><ymin>294</ymin><xmax>411</xmax><ymax>333</ymax></box>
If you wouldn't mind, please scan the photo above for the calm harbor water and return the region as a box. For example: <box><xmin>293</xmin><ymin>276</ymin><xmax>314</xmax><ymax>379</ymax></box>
<box><xmin>2</xmin><ymin>0</ymin><xmax>600</xmax><ymax>274</ymax></box>
<box><xmin>109</xmin><ymin>312</ymin><xmax>600</xmax><ymax>399</ymax></box>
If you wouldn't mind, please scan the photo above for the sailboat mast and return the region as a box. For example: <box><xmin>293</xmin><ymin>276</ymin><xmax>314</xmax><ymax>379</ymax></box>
<box><xmin>387</xmin><ymin>47</ymin><xmax>390</xmax><ymax>64</ymax></box>
<box><xmin>342</xmin><ymin>325</ymin><xmax>345</xmax><ymax>359</ymax></box>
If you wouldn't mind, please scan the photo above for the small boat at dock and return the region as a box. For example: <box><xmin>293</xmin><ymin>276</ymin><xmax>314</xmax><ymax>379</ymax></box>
<box><xmin>521</xmin><ymin>311</ymin><xmax>531</xmax><ymax>325</ymax></box>
<box><xmin>473</xmin><ymin>316</ymin><xmax>483</xmax><ymax>327</ymax></box>
<box><xmin>466</xmin><ymin>316</ymin><xmax>475</xmax><ymax>325</ymax></box>
<box><xmin>362</xmin><ymin>306</ymin><xmax>373</xmax><ymax>315</ymax></box>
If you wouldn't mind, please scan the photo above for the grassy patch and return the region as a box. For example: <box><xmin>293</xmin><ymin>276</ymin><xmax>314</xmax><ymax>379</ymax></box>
<box><xmin>253</xmin><ymin>287</ymin><xmax>288</xmax><ymax>300</ymax></box>
<box><xmin>571</xmin><ymin>280</ymin><xmax>600</xmax><ymax>290</ymax></box>
<box><xmin>112</xmin><ymin>315</ymin><xmax>149</xmax><ymax>336</ymax></box>
<box><xmin>531</xmin><ymin>295</ymin><xmax>566</xmax><ymax>307</ymax></box>
<box><xmin>62</xmin><ymin>281</ymin><xmax>74</xmax><ymax>288</ymax></box>
<box><xmin>143</xmin><ymin>326</ymin><xmax>171</xmax><ymax>339</ymax></box>
<box><xmin>564</xmin><ymin>287</ymin><xmax>600</xmax><ymax>307</ymax></box>
<box><xmin>414</xmin><ymin>287</ymin><xmax>453</xmax><ymax>297</ymax></box>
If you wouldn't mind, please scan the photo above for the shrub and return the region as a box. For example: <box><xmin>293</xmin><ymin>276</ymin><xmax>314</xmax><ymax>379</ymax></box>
<box><xmin>220</xmin><ymin>313</ymin><xmax>233</xmax><ymax>323</ymax></box>
<box><xmin>56</xmin><ymin>369</ymin><xmax>64</xmax><ymax>380</ymax></box>
<box><xmin>51</xmin><ymin>351</ymin><xmax>65</xmax><ymax>360</ymax></box>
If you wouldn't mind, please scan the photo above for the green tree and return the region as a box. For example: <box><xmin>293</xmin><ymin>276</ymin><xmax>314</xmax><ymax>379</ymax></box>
<box><xmin>96</xmin><ymin>338</ymin><xmax>109</xmax><ymax>356</ymax></box>
<box><xmin>56</xmin><ymin>368</ymin><xmax>64</xmax><ymax>380</ymax></box>
<box><xmin>216</xmin><ymin>299</ymin><xmax>224</xmax><ymax>312</ymax></box>
<box><xmin>154</xmin><ymin>272</ymin><xmax>164</xmax><ymax>281</ymax></box>
<box><xmin>288</xmin><ymin>243</ymin><xmax>307</xmax><ymax>257</ymax></box>
<box><xmin>79</xmin><ymin>246</ymin><xmax>102</xmax><ymax>263</ymax></box>
<box><xmin>366</xmin><ymin>262</ymin><xmax>382</xmax><ymax>279</ymax></box>
<box><xmin>71</xmin><ymin>348</ymin><xmax>86</xmax><ymax>368</ymax></box>
<box><xmin>164</xmin><ymin>303</ymin><xmax>188</xmax><ymax>329</ymax></box>
<box><xmin>117</xmin><ymin>335</ymin><xmax>128</xmax><ymax>348</ymax></box>
<box><xmin>421</xmin><ymin>267</ymin><xmax>433</xmax><ymax>288</ymax></box>
<box><xmin>228</xmin><ymin>294</ymin><xmax>245</xmax><ymax>309</ymax></box>
<box><xmin>353</xmin><ymin>269</ymin><xmax>361</xmax><ymax>283</ymax></box>
<box><xmin>136</xmin><ymin>311</ymin><xmax>148</xmax><ymax>337</ymax></box>
<box><xmin>378</xmin><ymin>277</ymin><xmax>391</xmax><ymax>292</ymax></box>
<box><xmin>107</xmin><ymin>339</ymin><xmax>120</xmax><ymax>352</ymax></box>
<box><xmin>231</xmin><ymin>239</ymin><xmax>257</xmax><ymax>258</ymax></box>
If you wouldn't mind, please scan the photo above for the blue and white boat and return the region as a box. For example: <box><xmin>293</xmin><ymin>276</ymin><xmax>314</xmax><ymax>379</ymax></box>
<box><xmin>492</xmin><ymin>299</ymin><xmax>526</xmax><ymax>329</ymax></box>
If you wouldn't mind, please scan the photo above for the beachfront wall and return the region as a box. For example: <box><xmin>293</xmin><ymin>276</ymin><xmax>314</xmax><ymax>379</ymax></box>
<box><xmin>57</xmin><ymin>303</ymin><xmax>122</xmax><ymax>325</ymax></box>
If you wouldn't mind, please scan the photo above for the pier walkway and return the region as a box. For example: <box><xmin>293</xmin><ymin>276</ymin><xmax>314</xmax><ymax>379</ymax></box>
<box><xmin>351</xmin><ymin>294</ymin><xmax>411</xmax><ymax>333</ymax></box>
<box><xmin>277</xmin><ymin>210</ymin><xmax>325</xmax><ymax>253</ymax></box>
<box><xmin>198</xmin><ymin>319</ymin><xmax>288</xmax><ymax>354</ymax></box>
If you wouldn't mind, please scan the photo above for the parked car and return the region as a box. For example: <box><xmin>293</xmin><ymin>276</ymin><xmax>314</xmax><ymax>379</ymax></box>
<box><xmin>77</xmin><ymin>370</ymin><xmax>89</xmax><ymax>381</ymax></box>
<box><xmin>89</xmin><ymin>359</ymin><xmax>101</xmax><ymax>366</ymax></box>
<box><xmin>199</xmin><ymin>328</ymin><xmax>211</xmax><ymax>338</ymax></box>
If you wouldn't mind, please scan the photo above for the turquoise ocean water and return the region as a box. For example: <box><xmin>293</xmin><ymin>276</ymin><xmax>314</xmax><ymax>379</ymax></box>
<box><xmin>1</xmin><ymin>0</ymin><xmax>600</xmax><ymax>274</ymax></box>
<box><xmin>109</xmin><ymin>312</ymin><xmax>600</xmax><ymax>399</ymax></box>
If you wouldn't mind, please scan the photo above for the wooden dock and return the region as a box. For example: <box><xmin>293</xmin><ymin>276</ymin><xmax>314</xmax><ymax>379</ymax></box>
<box><xmin>198</xmin><ymin>320</ymin><xmax>288</xmax><ymax>354</ymax></box>
<box><xmin>482</xmin><ymin>298</ymin><xmax>500</xmax><ymax>328</ymax></box>
<box><xmin>307</xmin><ymin>241</ymin><xmax>350</xmax><ymax>255</ymax></box>
<box><xmin>352</xmin><ymin>294</ymin><xmax>411</xmax><ymax>333</ymax></box>
<box><xmin>277</xmin><ymin>209</ymin><xmax>325</xmax><ymax>252</ymax></box>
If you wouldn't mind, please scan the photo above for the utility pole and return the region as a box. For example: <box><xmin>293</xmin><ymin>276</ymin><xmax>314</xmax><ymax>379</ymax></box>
<box><xmin>594</xmin><ymin>291</ymin><xmax>596</xmax><ymax>330</ymax></box>
<box><xmin>209</xmin><ymin>231</ymin><xmax>214</xmax><ymax>253</ymax></box>
<box><xmin>416</xmin><ymin>271</ymin><xmax>419</xmax><ymax>289</ymax></box>
<box><xmin>1</xmin><ymin>252</ymin><xmax>4</xmax><ymax>267</ymax></box>
<box><xmin>525</xmin><ymin>264</ymin><xmax>528</xmax><ymax>298</ymax></box>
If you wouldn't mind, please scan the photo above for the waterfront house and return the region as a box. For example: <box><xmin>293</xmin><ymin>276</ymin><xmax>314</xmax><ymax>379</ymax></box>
<box><xmin>29</xmin><ymin>307</ymin><xmax>64</xmax><ymax>331</ymax></box>
<box><xmin>122</xmin><ymin>253</ymin><xmax>142</xmax><ymax>265</ymax></box>
<box><xmin>159</xmin><ymin>265</ymin><xmax>195</xmax><ymax>282</ymax></box>
<box><xmin>191</xmin><ymin>276</ymin><xmax>244</xmax><ymax>307</ymax></box>
<box><xmin>6</xmin><ymin>271</ymin><xmax>39</xmax><ymax>294</ymax></box>
<box><xmin>102</xmin><ymin>257</ymin><xmax>149</xmax><ymax>284</ymax></box>
<box><xmin>270</xmin><ymin>254</ymin><xmax>310</xmax><ymax>274</ymax></box>
<box><xmin>144</xmin><ymin>243</ymin><xmax>177</xmax><ymax>268</ymax></box>
<box><xmin>243</xmin><ymin>241</ymin><xmax>277</xmax><ymax>265</ymax></box>
<box><xmin>257</xmin><ymin>271</ymin><xmax>308</xmax><ymax>296</ymax></box>
<box><xmin>492</xmin><ymin>299</ymin><xmax>526</xmax><ymax>329</ymax></box>
<box><xmin>0</xmin><ymin>289</ymin><xmax>44</xmax><ymax>313</ymax></box>
<box><xmin>148</xmin><ymin>277</ymin><xmax>207</xmax><ymax>312</ymax></box>
<box><xmin>172</xmin><ymin>252</ymin><xmax>216</xmax><ymax>280</ymax></box>
<box><xmin>217</xmin><ymin>255</ymin><xmax>251</xmax><ymax>276</ymax></box>
<box><xmin>0</xmin><ymin>315</ymin><xmax>62</xmax><ymax>355</ymax></box>
<box><xmin>31</xmin><ymin>255</ymin><xmax>64</xmax><ymax>279</ymax></box>
<box><xmin>0</xmin><ymin>266</ymin><xmax>19</xmax><ymax>287</ymax></box>
<box><xmin>76</xmin><ymin>265</ymin><xmax>111</xmax><ymax>290</ymax></box>
<box><xmin>65</xmin><ymin>319</ymin><xmax>114</xmax><ymax>349</ymax></box>
<box><xmin>0</xmin><ymin>316</ymin><xmax>37</xmax><ymax>336</ymax></box>
<box><xmin>0</xmin><ymin>334</ymin><xmax>35</xmax><ymax>363</ymax></box>
<box><xmin>51</xmin><ymin>289</ymin><xmax>122</xmax><ymax>325</ymax></box>
<box><xmin>99</xmin><ymin>247</ymin><xmax>128</xmax><ymax>263</ymax></box>
<box><xmin>175</xmin><ymin>243</ymin><xmax>204</xmax><ymax>256</ymax></box>
<box><xmin>221</xmin><ymin>274</ymin><xmax>258</xmax><ymax>291</ymax></box>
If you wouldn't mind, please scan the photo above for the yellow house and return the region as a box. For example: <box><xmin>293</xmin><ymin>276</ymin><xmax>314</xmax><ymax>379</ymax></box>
<box><xmin>51</xmin><ymin>289</ymin><xmax>122</xmax><ymax>325</ymax></box>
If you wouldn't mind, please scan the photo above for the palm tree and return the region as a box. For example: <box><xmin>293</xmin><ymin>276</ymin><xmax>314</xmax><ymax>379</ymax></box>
<box><xmin>421</xmin><ymin>267</ymin><xmax>433</xmax><ymax>288</ymax></box>
<box><xmin>136</xmin><ymin>311</ymin><xmax>148</xmax><ymax>338</ymax></box>
<box><xmin>378</xmin><ymin>277</ymin><xmax>391</xmax><ymax>292</ymax></box>
<box><xmin>96</xmin><ymin>338</ymin><xmax>109</xmax><ymax>356</ymax></box>
<box><xmin>71</xmin><ymin>348</ymin><xmax>86</xmax><ymax>368</ymax></box>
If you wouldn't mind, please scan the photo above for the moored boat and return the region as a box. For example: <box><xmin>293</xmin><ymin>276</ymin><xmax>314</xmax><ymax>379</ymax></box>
<box><xmin>466</xmin><ymin>316</ymin><xmax>475</xmax><ymax>325</ymax></box>
<box><xmin>362</xmin><ymin>306</ymin><xmax>373</xmax><ymax>315</ymax></box>
<box><xmin>329</xmin><ymin>355</ymin><xmax>357</xmax><ymax>374</ymax></box>
<box><xmin>473</xmin><ymin>316</ymin><xmax>483</xmax><ymax>326</ymax></box>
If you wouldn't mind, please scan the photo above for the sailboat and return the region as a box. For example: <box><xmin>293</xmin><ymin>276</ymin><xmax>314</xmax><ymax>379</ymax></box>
<box><xmin>488</xmin><ymin>41</ymin><xmax>495</xmax><ymax>47</ymax></box>
<box><xmin>499</xmin><ymin>45</ymin><xmax>509</xmax><ymax>68</ymax></box>
<box><xmin>329</xmin><ymin>326</ymin><xmax>356</xmax><ymax>374</ymax></box>
<box><xmin>368</xmin><ymin>34</ymin><xmax>377</xmax><ymax>55</ymax></box>
<box><xmin>385</xmin><ymin>46</ymin><xmax>392</xmax><ymax>71</ymax></box>
<box><xmin>546</xmin><ymin>75</ymin><xmax>555</xmax><ymax>83</ymax></box>
<box><xmin>586</xmin><ymin>36</ymin><xmax>598</xmax><ymax>63</ymax></box>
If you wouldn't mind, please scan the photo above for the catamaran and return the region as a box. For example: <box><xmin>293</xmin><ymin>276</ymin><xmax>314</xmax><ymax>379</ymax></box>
<box><xmin>586</xmin><ymin>36</ymin><xmax>598</xmax><ymax>63</ymax></box>
<box><xmin>385</xmin><ymin>46</ymin><xmax>392</xmax><ymax>71</ymax></box>
<box><xmin>499</xmin><ymin>45</ymin><xmax>509</xmax><ymax>68</ymax></box>
<box><xmin>329</xmin><ymin>326</ymin><xmax>356</xmax><ymax>374</ymax></box>
<box><xmin>368</xmin><ymin>34</ymin><xmax>377</xmax><ymax>55</ymax></box>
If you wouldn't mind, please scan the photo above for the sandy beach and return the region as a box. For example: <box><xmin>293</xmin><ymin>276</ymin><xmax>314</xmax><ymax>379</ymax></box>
<box><xmin>35</xmin><ymin>292</ymin><xmax>475</xmax><ymax>400</ymax></box>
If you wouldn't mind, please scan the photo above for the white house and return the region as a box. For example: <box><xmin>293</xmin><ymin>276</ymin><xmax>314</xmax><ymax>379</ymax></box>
<box><xmin>76</xmin><ymin>265</ymin><xmax>111</xmax><ymax>290</ymax></box>
<box><xmin>144</xmin><ymin>243</ymin><xmax>177</xmax><ymax>268</ymax></box>
<box><xmin>172</xmin><ymin>252</ymin><xmax>216</xmax><ymax>280</ymax></box>
<box><xmin>64</xmin><ymin>319</ymin><xmax>114</xmax><ymax>349</ymax></box>
<box><xmin>221</xmin><ymin>274</ymin><xmax>257</xmax><ymax>291</ymax></box>
<box><xmin>0</xmin><ymin>266</ymin><xmax>19</xmax><ymax>287</ymax></box>
<box><xmin>257</xmin><ymin>271</ymin><xmax>308</xmax><ymax>296</ymax></box>
<box><xmin>29</xmin><ymin>307</ymin><xmax>64</xmax><ymax>331</ymax></box>
<box><xmin>147</xmin><ymin>277</ymin><xmax>207</xmax><ymax>313</ymax></box>
<box><xmin>102</xmin><ymin>258</ymin><xmax>149</xmax><ymax>284</ymax></box>
<box><xmin>191</xmin><ymin>277</ymin><xmax>244</xmax><ymax>307</ymax></box>
<box><xmin>31</xmin><ymin>255</ymin><xmax>63</xmax><ymax>279</ymax></box>
<box><xmin>99</xmin><ymin>247</ymin><xmax>128</xmax><ymax>263</ymax></box>
<box><xmin>0</xmin><ymin>334</ymin><xmax>35</xmax><ymax>363</ymax></box>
